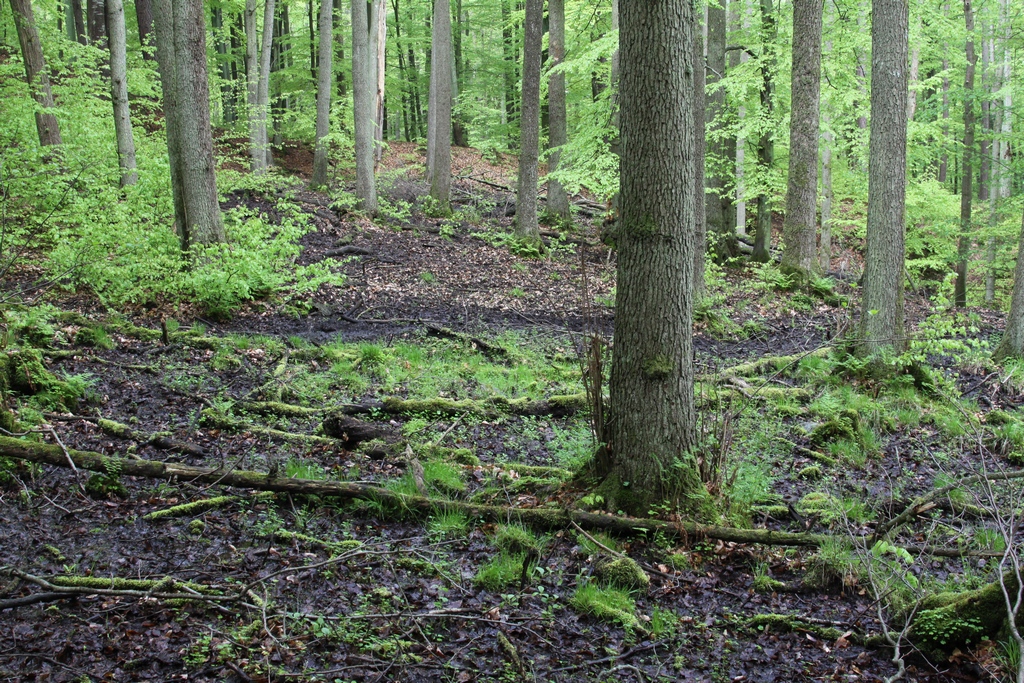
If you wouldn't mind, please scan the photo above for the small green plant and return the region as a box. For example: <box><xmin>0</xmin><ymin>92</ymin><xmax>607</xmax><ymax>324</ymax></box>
<box><xmin>427</xmin><ymin>510</ymin><xmax>469</xmax><ymax>539</ymax></box>
<box><xmin>285</xmin><ymin>458</ymin><xmax>328</xmax><ymax>480</ymax></box>
<box><xmin>75</xmin><ymin>325</ymin><xmax>115</xmax><ymax>349</ymax></box>
<box><xmin>752</xmin><ymin>561</ymin><xmax>785</xmax><ymax>593</ymax></box>
<box><xmin>570</xmin><ymin>581</ymin><xmax>642</xmax><ymax>631</ymax></box>
<box><xmin>494</xmin><ymin>524</ymin><xmax>544</xmax><ymax>554</ymax></box>
<box><xmin>474</xmin><ymin>552</ymin><xmax>528</xmax><ymax>591</ymax></box>
<box><xmin>649</xmin><ymin>607</ymin><xmax>679</xmax><ymax>636</ymax></box>
<box><xmin>510</xmin><ymin>287</ymin><xmax>525</xmax><ymax>298</ymax></box>
<box><xmin>804</xmin><ymin>538</ymin><xmax>857</xmax><ymax>589</ymax></box>
<box><xmin>912</xmin><ymin>609</ymin><xmax>985</xmax><ymax>648</ymax></box>
<box><xmin>419</xmin><ymin>271</ymin><xmax>436</xmax><ymax>284</ymax></box>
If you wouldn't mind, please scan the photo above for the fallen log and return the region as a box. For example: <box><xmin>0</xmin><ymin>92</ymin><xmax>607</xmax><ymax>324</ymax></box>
<box><xmin>44</xmin><ymin>414</ymin><xmax>207</xmax><ymax>458</ymax></box>
<box><xmin>0</xmin><ymin>435</ymin><xmax>828</xmax><ymax>548</ymax></box>
<box><xmin>238</xmin><ymin>394</ymin><xmax>588</xmax><ymax>420</ymax></box>
<box><xmin>199</xmin><ymin>409</ymin><xmax>339</xmax><ymax>447</ymax></box>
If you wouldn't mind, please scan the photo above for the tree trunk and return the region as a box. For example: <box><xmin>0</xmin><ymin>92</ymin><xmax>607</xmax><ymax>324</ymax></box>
<box><xmin>351</xmin><ymin>0</ymin><xmax>378</xmax><ymax>212</ymax></box>
<box><xmin>706</xmin><ymin>0</ymin><xmax>737</xmax><ymax>260</ymax></box>
<box><xmin>993</xmin><ymin>208</ymin><xmax>1024</xmax><ymax>361</ymax></box>
<box><xmin>250</xmin><ymin>0</ymin><xmax>275</xmax><ymax>172</ymax></box>
<box><xmin>780</xmin><ymin>0</ymin><xmax>822</xmax><ymax>281</ymax></box>
<box><xmin>86</xmin><ymin>0</ymin><xmax>106</xmax><ymax>45</ymax></box>
<box><xmin>370</xmin><ymin>0</ymin><xmax>385</xmax><ymax>162</ymax></box>
<box><xmin>212</xmin><ymin>7</ymin><xmax>235</xmax><ymax>124</ymax></box>
<box><xmin>310</xmin><ymin>0</ymin><xmax>333</xmax><ymax>190</ymax></box>
<box><xmin>752</xmin><ymin>0</ymin><xmax>776</xmax><ymax>264</ymax></box>
<box><xmin>152</xmin><ymin>0</ymin><xmax>226</xmax><ymax>250</ymax></box>
<box><xmin>135</xmin><ymin>0</ymin><xmax>154</xmax><ymax>57</ymax></box>
<box><xmin>426</xmin><ymin>0</ymin><xmax>452</xmax><ymax>210</ymax></box>
<box><xmin>333</xmin><ymin>0</ymin><xmax>347</xmax><ymax>100</ymax></box>
<box><xmin>500</xmin><ymin>0</ymin><xmax>518</xmax><ymax>148</ymax></box>
<box><xmin>939</xmin><ymin>52</ymin><xmax>950</xmax><ymax>182</ymax></box>
<box><xmin>452</xmin><ymin>0</ymin><xmax>468</xmax><ymax>147</ymax></box>
<box><xmin>603</xmin><ymin>0</ymin><xmax>705</xmax><ymax>518</ymax></box>
<box><xmin>859</xmin><ymin>0</ymin><xmax>909</xmax><ymax>356</ymax></box>
<box><xmin>545</xmin><ymin>0</ymin><xmax>570</xmax><ymax>222</ymax></box>
<box><xmin>692</xmin><ymin>29</ymin><xmax>706</xmax><ymax>302</ymax></box>
<box><xmin>820</xmin><ymin>125</ymin><xmax>833</xmax><ymax>273</ymax></box>
<box><xmin>9</xmin><ymin>0</ymin><xmax>62</xmax><ymax>147</ymax></box>
<box><xmin>106</xmin><ymin>0</ymin><xmax>137</xmax><ymax>186</ymax></box>
<box><xmin>70</xmin><ymin>0</ymin><xmax>86</xmax><ymax>44</ymax></box>
<box><xmin>954</xmin><ymin>0</ymin><xmax>976</xmax><ymax>309</ymax></box>
<box><xmin>907</xmin><ymin>17</ymin><xmax>919</xmax><ymax>121</ymax></box>
<box><xmin>514</xmin><ymin>0</ymin><xmax>542</xmax><ymax>243</ymax></box>
<box><xmin>731</xmin><ymin>0</ymin><xmax>747</xmax><ymax>236</ymax></box>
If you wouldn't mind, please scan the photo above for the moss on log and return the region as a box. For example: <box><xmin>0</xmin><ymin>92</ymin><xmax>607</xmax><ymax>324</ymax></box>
<box><xmin>716</xmin><ymin>348</ymin><xmax>832</xmax><ymax>379</ymax></box>
<box><xmin>0</xmin><ymin>434</ymin><xmax>832</xmax><ymax>548</ymax></box>
<box><xmin>143</xmin><ymin>492</ymin><xmax>275</xmax><ymax>520</ymax></box>
<box><xmin>238</xmin><ymin>394</ymin><xmax>587</xmax><ymax>419</ymax></box>
<box><xmin>200</xmin><ymin>409</ymin><xmax>339</xmax><ymax>446</ymax></box>
<box><xmin>913</xmin><ymin>571</ymin><xmax>1023</xmax><ymax>650</ymax></box>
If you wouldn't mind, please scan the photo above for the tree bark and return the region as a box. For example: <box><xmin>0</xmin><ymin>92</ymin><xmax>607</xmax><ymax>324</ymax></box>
<box><xmin>820</xmin><ymin>125</ymin><xmax>833</xmax><ymax>273</ymax></box>
<box><xmin>731</xmin><ymin>0</ymin><xmax>747</xmax><ymax>236</ymax></box>
<box><xmin>954</xmin><ymin>0</ymin><xmax>977</xmax><ymax>309</ymax></box>
<box><xmin>859</xmin><ymin>0</ymin><xmax>909</xmax><ymax>356</ymax></box>
<box><xmin>752</xmin><ymin>0</ymin><xmax>776</xmax><ymax>263</ymax></box>
<box><xmin>604</xmin><ymin>0</ymin><xmax>704</xmax><ymax>517</ymax></box>
<box><xmin>86</xmin><ymin>0</ymin><xmax>106</xmax><ymax>45</ymax></box>
<box><xmin>245</xmin><ymin>0</ymin><xmax>258</xmax><ymax>130</ymax></box>
<box><xmin>9</xmin><ymin>0</ymin><xmax>62</xmax><ymax>147</ymax></box>
<box><xmin>692</xmin><ymin>28</ymin><xmax>706</xmax><ymax>302</ymax></box>
<box><xmin>351</xmin><ymin>0</ymin><xmax>378</xmax><ymax>212</ymax></box>
<box><xmin>212</xmin><ymin>7</ymin><xmax>235</xmax><ymax>124</ymax></box>
<box><xmin>780</xmin><ymin>0</ymin><xmax>822</xmax><ymax>281</ymax></box>
<box><xmin>153</xmin><ymin>0</ymin><xmax>226</xmax><ymax>250</ymax></box>
<box><xmin>514</xmin><ymin>0</ymin><xmax>542</xmax><ymax>243</ymax></box>
<box><xmin>105</xmin><ymin>0</ymin><xmax>138</xmax><ymax>186</ymax></box>
<box><xmin>426</xmin><ymin>0</ymin><xmax>452</xmax><ymax>210</ymax></box>
<box><xmin>134</xmin><ymin>0</ymin><xmax>154</xmax><ymax>57</ymax></box>
<box><xmin>70</xmin><ymin>0</ymin><xmax>86</xmax><ymax>44</ymax></box>
<box><xmin>545</xmin><ymin>0</ymin><xmax>570</xmax><ymax>222</ymax></box>
<box><xmin>369</xmin><ymin>0</ymin><xmax>385</xmax><ymax>161</ymax></box>
<box><xmin>500</xmin><ymin>0</ymin><xmax>518</xmax><ymax>147</ymax></box>
<box><xmin>311</xmin><ymin>0</ymin><xmax>333</xmax><ymax>189</ymax></box>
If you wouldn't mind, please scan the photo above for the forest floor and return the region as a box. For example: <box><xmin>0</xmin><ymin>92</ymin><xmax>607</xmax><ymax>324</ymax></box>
<box><xmin>1</xmin><ymin>143</ymin><xmax>1022</xmax><ymax>682</ymax></box>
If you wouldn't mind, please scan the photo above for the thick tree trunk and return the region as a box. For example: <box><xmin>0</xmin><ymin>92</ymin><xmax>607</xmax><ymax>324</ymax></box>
<box><xmin>604</xmin><ymin>0</ymin><xmax>705</xmax><ymax>518</ymax></box>
<box><xmin>859</xmin><ymin>0</ymin><xmax>909</xmax><ymax>356</ymax></box>
<box><xmin>780</xmin><ymin>0</ymin><xmax>822</xmax><ymax>281</ymax></box>
<box><xmin>706</xmin><ymin>0</ymin><xmax>737</xmax><ymax>259</ymax></box>
<box><xmin>310</xmin><ymin>0</ymin><xmax>333</xmax><ymax>189</ymax></box>
<box><xmin>954</xmin><ymin>0</ymin><xmax>976</xmax><ymax>309</ymax></box>
<box><xmin>9</xmin><ymin>0</ymin><xmax>62</xmax><ymax>147</ymax></box>
<box><xmin>135</xmin><ymin>0</ymin><xmax>154</xmax><ymax>57</ymax></box>
<box><xmin>153</xmin><ymin>0</ymin><xmax>225</xmax><ymax>250</ymax></box>
<box><xmin>514</xmin><ymin>0</ymin><xmax>542</xmax><ymax>243</ymax></box>
<box><xmin>545</xmin><ymin>0</ymin><xmax>570</xmax><ymax>222</ymax></box>
<box><xmin>752</xmin><ymin>0</ymin><xmax>776</xmax><ymax>264</ymax></box>
<box><xmin>426</xmin><ymin>0</ymin><xmax>452</xmax><ymax>209</ymax></box>
<box><xmin>105</xmin><ymin>0</ymin><xmax>137</xmax><ymax>186</ymax></box>
<box><xmin>351</xmin><ymin>0</ymin><xmax>378</xmax><ymax>212</ymax></box>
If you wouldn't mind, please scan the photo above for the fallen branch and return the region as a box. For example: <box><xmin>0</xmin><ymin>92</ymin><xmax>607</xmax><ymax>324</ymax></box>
<box><xmin>0</xmin><ymin>435</ymin><xmax>830</xmax><ymax>548</ymax></box>
<box><xmin>711</xmin><ymin>347</ymin><xmax>833</xmax><ymax>380</ymax></box>
<box><xmin>425</xmin><ymin>325</ymin><xmax>511</xmax><ymax>359</ymax></box>
<box><xmin>45</xmin><ymin>414</ymin><xmax>207</xmax><ymax>458</ymax></box>
<box><xmin>238</xmin><ymin>393</ymin><xmax>588</xmax><ymax>419</ymax></box>
<box><xmin>324</xmin><ymin>245</ymin><xmax>373</xmax><ymax>258</ymax></box>
<box><xmin>200</xmin><ymin>409</ymin><xmax>340</xmax><ymax>447</ymax></box>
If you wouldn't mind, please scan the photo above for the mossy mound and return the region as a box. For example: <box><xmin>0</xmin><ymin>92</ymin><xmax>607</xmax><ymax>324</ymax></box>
<box><xmin>75</xmin><ymin>326</ymin><xmax>115</xmax><ymax>349</ymax></box>
<box><xmin>809</xmin><ymin>409</ymin><xmax>860</xmax><ymax>446</ymax></box>
<box><xmin>3</xmin><ymin>349</ymin><xmax>86</xmax><ymax>410</ymax></box>
<box><xmin>84</xmin><ymin>473</ymin><xmax>127</xmax><ymax>499</ymax></box>
<box><xmin>595</xmin><ymin>556</ymin><xmax>650</xmax><ymax>592</ymax></box>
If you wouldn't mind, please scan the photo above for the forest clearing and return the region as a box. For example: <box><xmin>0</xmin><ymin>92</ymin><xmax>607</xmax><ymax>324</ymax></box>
<box><xmin>1</xmin><ymin>0</ymin><xmax>1024</xmax><ymax>680</ymax></box>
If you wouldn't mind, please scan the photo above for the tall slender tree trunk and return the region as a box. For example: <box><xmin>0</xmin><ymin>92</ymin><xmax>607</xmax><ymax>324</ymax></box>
<box><xmin>731</xmin><ymin>0</ymin><xmax>747</xmax><ymax>236</ymax></box>
<box><xmin>86</xmin><ymin>0</ymin><xmax>106</xmax><ymax>45</ymax></box>
<box><xmin>706</xmin><ymin>0</ymin><xmax>737</xmax><ymax>259</ymax></box>
<box><xmin>135</xmin><ymin>0</ymin><xmax>154</xmax><ymax>57</ymax></box>
<box><xmin>693</xmin><ymin>27</ymin><xmax>706</xmax><ymax>302</ymax></box>
<box><xmin>908</xmin><ymin>17</ymin><xmax>920</xmax><ymax>121</ymax></box>
<box><xmin>369</xmin><ymin>0</ymin><xmax>385</xmax><ymax>163</ymax></box>
<box><xmin>939</xmin><ymin>32</ymin><xmax>950</xmax><ymax>183</ymax></box>
<box><xmin>70</xmin><ymin>0</ymin><xmax>86</xmax><ymax>45</ymax></box>
<box><xmin>603</xmin><ymin>0</ymin><xmax>705</xmax><ymax>518</ymax></box>
<box><xmin>106</xmin><ymin>0</ymin><xmax>137</xmax><ymax>186</ymax></box>
<box><xmin>351</xmin><ymin>0</ymin><xmax>378</xmax><ymax>211</ymax></box>
<box><xmin>311</xmin><ymin>0</ymin><xmax>333</xmax><ymax>190</ymax></box>
<box><xmin>780</xmin><ymin>0</ymin><xmax>823</xmax><ymax>280</ymax></box>
<box><xmin>252</xmin><ymin>0</ymin><xmax>276</xmax><ymax>171</ymax></box>
<box><xmin>153</xmin><ymin>0</ymin><xmax>226</xmax><ymax>249</ymax></box>
<box><xmin>500</xmin><ymin>0</ymin><xmax>518</xmax><ymax>148</ymax></box>
<box><xmin>452</xmin><ymin>0</ymin><xmax>468</xmax><ymax>146</ymax></box>
<box><xmin>820</xmin><ymin>125</ymin><xmax>833</xmax><ymax>272</ymax></box>
<box><xmin>859</xmin><ymin>0</ymin><xmax>909</xmax><ymax>356</ymax></box>
<box><xmin>426</xmin><ymin>0</ymin><xmax>452</xmax><ymax>210</ymax></box>
<box><xmin>954</xmin><ymin>0</ymin><xmax>977</xmax><ymax>309</ymax></box>
<box><xmin>545</xmin><ymin>0</ymin><xmax>570</xmax><ymax>222</ymax></box>
<box><xmin>752</xmin><ymin>0</ymin><xmax>776</xmax><ymax>263</ymax></box>
<box><xmin>985</xmin><ymin>47</ymin><xmax>1000</xmax><ymax>304</ymax></box>
<box><xmin>514</xmin><ymin>0</ymin><xmax>542</xmax><ymax>243</ymax></box>
<box><xmin>212</xmin><ymin>7</ymin><xmax>235</xmax><ymax>124</ymax></box>
<box><xmin>245</xmin><ymin>0</ymin><xmax>259</xmax><ymax>136</ymax></box>
<box><xmin>334</xmin><ymin>0</ymin><xmax>347</xmax><ymax>100</ymax></box>
<box><xmin>9</xmin><ymin>0</ymin><xmax>62</xmax><ymax>147</ymax></box>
